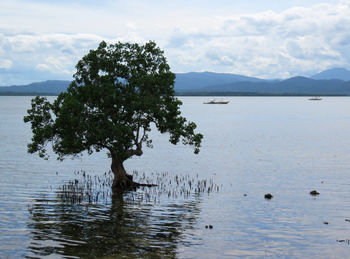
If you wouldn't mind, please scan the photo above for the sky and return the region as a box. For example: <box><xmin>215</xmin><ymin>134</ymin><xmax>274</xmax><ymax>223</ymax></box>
<box><xmin>0</xmin><ymin>0</ymin><xmax>350</xmax><ymax>85</ymax></box>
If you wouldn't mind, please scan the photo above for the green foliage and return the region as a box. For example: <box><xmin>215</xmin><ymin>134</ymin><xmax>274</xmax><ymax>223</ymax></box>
<box><xmin>24</xmin><ymin>41</ymin><xmax>203</xmax><ymax>162</ymax></box>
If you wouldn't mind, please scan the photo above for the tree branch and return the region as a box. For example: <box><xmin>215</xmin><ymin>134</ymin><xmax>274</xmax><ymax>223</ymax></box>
<box><xmin>127</xmin><ymin>148</ymin><xmax>143</xmax><ymax>156</ymax></box>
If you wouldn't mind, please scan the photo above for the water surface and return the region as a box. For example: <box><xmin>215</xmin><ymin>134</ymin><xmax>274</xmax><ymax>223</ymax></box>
<box><xmin>1</xmin><ymin>96</ymin><xmax>350</xmax><ymax>258</ymax></box>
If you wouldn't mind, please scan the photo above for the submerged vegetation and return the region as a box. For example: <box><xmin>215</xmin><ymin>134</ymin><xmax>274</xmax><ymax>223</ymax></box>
<box><xmin>27</xmin><ymin>171</ymin><xmax>213</xmax><ymax>258</ymax></box>
<box><xmin>26</xmin><ymin>170</ymin><xmax>220</xmax><ymax>257</ymax></box>
<box><xmin>56</xmin><ymin>170</ymin><xmax>220</xmax><ymax>205</ymax></box>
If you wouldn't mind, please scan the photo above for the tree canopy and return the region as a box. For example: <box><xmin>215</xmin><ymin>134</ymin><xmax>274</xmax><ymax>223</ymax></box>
<box><xmin>24</xmin><ymin>40</ymin><xmax>203</xmax><ymax>189</ymax></box>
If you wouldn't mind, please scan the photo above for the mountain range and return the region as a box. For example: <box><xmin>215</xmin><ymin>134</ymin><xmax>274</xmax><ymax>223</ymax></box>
<box><xmin>0</xmin><ymin>80</ymin><xmax>69</xmax><ymax>95</ymax></box>
<box><xmin>1</xmin><ymin>67</ymin><xmax>350</xmax><ymax>96</ymax></box>
<box><xmin>311</xmin><ymin>68</ymin><xmax>350</xmax><ymax>81</ymax></box>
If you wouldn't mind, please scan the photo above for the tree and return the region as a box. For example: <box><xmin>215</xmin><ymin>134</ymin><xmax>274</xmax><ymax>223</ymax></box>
<box><xmin>24</xmin><ymin>41</ymin><xmax>203</xmax><ymax>190</ymax></box>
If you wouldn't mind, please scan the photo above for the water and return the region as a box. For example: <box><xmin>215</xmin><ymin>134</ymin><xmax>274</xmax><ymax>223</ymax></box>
<box><xmin>1</xmin><ymin>96</ymin><xmax>350</xmax><ymax>258</ymax></box>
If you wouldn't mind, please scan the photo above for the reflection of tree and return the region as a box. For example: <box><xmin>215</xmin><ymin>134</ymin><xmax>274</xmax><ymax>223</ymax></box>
<box><xmin>26</xmin><ymin>189</ymin><xmax>202</xmax><ymax>258</ymax></box>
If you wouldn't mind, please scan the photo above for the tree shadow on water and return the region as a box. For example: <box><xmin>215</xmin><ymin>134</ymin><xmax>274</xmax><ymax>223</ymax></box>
<box><xmin>26</xmin><ymin>178</ymin><xmax>203</xmax><ymax>258</ymax></box>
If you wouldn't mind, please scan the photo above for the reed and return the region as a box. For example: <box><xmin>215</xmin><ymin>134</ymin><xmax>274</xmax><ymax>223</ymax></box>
<box><xmin>56</xmin><ymin>170</ymin><xmax>221</xmax><ymax>205</ymax></box>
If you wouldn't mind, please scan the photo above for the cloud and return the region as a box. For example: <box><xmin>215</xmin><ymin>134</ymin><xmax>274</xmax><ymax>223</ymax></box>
<box><xmin>0</xmin><ymin>59</ymin><xmax>12</xmax><ymax>69</ymax></box>
<box><xmin>0</xmin><ymin>33</ymin><xmax>106</xmax><ymax>84</ymax></box>
<box><xmin>164</xmin><ymin>1</ymin><xmax>350</xmax><ymax>78</ymax></box>
<box><xmin>1</xmin><ymin>0</ymin><xmax>350</xmax><ymax>84</ymax></box>
<box><xmin>0</xmin><ymin>30</ymin><xmax>151</xmax><ymax>85</ymax></box>
<box><xmin>36</xmin><ymin>56</ymin><xmax>72</xmax><ymax>74</ymax></box>
<box><xmin>35</xmin><ymin>63</ymin><xmax>49</xmax><ymax>71</ymax></box>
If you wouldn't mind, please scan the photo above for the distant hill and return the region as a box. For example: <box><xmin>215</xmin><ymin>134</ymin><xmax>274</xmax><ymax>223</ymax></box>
<box><xmin>0</xmin><ymin>80</ymin><xmax>70</xmax><ymax>95</ymax></box>
<box><xmin>190</xmin><ymin>76</ymin><xmax>350</xmax><ymax>95</ymax></box>
<box><xmin>1</xmin><ymin>69</ymin><xmax>350</xmax><ymax>96</ymax></box>
<box><xmin>311</xmin><ymin>68</ymin><xmax>350</xmax><ymax>81</ymax></box>
<box><xmin>0</xmin><ymin>73</ymin><xmax>264</xmax><ymax>95</ymax></box>
<box><xmin>174</xmin><ymin>72</ymin><xmax>263</xmax><ymax>91</ymax></box>
<box><xmin>174</xmin><ymin>70</ymin><xmax>350</xmax><ymax>95</ymax></box>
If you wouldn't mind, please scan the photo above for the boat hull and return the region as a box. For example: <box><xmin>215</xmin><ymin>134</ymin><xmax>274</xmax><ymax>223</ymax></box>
<box><xmin>203</xmin><ymin>101</ymin><xmax>229</xmax><ymax>104</ymax></box>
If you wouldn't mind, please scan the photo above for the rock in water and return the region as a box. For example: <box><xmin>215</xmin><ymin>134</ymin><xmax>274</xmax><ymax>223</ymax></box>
<box><xmin>264</xmin><ymin>193</ymin><xmax>273</xmax><ymax>199</ymax></box>
<box><xmin>310</xmin><ymin>190</ymin><xmax>320</xmax><ymax>196</ymax></box>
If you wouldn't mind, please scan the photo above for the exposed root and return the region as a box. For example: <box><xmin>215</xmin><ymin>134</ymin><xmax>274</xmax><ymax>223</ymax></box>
<box><xmin>112</xmin><ymin>173</ymin><xmax>157</xmax><ymax>191</ymax></box>
<box><xmin>112</xmin><ymin>181</ymin><xmax>157</xmax><ymax>191</ymax></box>
<box><xmin>136</xmin><ymin>183</ymin><xmax>158</xmax><ymax>187</ymax></box>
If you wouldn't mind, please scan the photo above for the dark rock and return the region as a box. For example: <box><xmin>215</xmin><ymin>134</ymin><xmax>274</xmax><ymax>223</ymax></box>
<box><xmin>310</xmin><ymin>190</ymin><xmax>320</xmax><ymax>196</ymax></box>
<box><xmin>209</xmin><ymin>225</ymin><xmax>213</xmax><ymax>229</ymax></box>
<box><xmin>323</xmin><ymin>221</ymin><xmax>329</xmax><ymax>225</ymax></box>
<box><xmin>205</xmin><ymin>225</ymin><xmax>208</xmax><ymax>229</ymax></box>
<box><xmin>243</xmin><ymin>194</ymin><xmax>247</xmax><ymax>196</ymax></box>
<box><xmin>345</xmin><ymin>219</ymin><xmax>350</xmax><ymax>222</ymax></box>
<box><xmin>264</xmin><ymin>193</ymin><xmax>273</xmax><ymax>199</ymax></box>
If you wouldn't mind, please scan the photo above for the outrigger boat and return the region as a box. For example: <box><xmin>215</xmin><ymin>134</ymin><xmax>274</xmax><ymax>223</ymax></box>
<box><xmin>203</xmin><ymin>99</ymin><xmax>229</xmax><ymax>104</ymax></box>
<box><xmin>308</xmin><ymin>97</ymin><xmax>322</xmax><ymax>101</ymax></box>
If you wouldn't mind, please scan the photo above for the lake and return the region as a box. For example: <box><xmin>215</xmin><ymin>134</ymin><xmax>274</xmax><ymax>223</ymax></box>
<box><xmin>1</xmin><ymin>96</ymin><xmax>350</xmax><ymax>258</ymax></box>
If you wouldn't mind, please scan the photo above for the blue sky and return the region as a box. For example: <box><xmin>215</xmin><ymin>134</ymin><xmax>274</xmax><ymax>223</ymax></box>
<box><xmin>0</xmin><ymin>0</ymin><xmax>349</xmax><ymax>85</ymax></box>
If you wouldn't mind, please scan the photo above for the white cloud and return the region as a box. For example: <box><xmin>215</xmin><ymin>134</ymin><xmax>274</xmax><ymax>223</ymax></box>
<box><xmin>0</xmin><ymin>0</ymin><xmax>350</xmax><ymax>84</ymax></box>
<box><xmin>36</xmin><ymin>56</ymin><xmax>72</xmax><ymax>74</ymax></box>
<box><xmin>0</xmin><ymin>33</ymin><xmax>106</xmax><ymax>83</ymax></box>
<box><xmin>0</xmin><ymin>59</ymin><xmax>12</xmax><ymax>69</ymax></box>
<box><xmin>164</xmin><ymin>1</ymin><xmax>350</xmax><ymax>78</ymax></box>
<box><xmin>36</xmin><ymin>63</ymin><xmax>49</xmax><ymax>71</ymax></box>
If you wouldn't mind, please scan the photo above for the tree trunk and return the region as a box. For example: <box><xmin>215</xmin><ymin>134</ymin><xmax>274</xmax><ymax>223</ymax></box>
<box><xmin>111</xmin><ymin>156</ymin><xmax>135</xmax><ymax>190</ymax></box>
<box><xmin>111</xmin><ymin>155</ymin><xmax>158</xmax><ymax>190</ymax></box>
